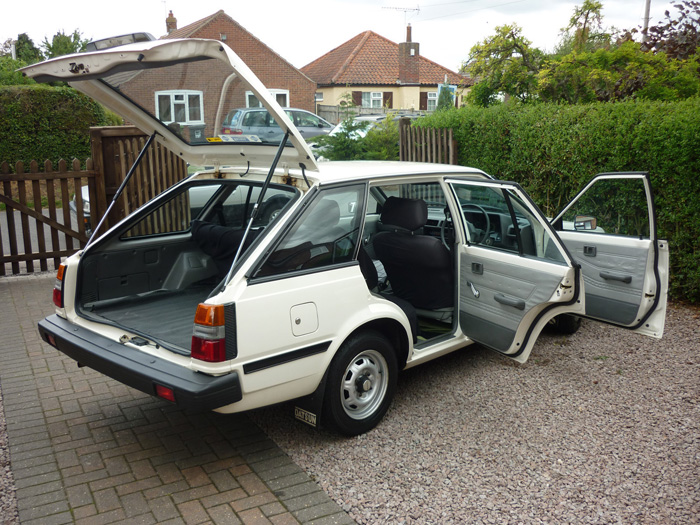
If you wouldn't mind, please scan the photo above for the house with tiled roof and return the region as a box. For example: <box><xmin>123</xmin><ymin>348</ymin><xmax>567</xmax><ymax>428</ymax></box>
<box><xmin>155</xmin><ymin>9</ymin><xmax>315</xmax><ymax>127</ymax></box>
<box><xmin>302</xmin><ymin>25</ymin><xmax>469</xmax><ymax>113</ymax></box>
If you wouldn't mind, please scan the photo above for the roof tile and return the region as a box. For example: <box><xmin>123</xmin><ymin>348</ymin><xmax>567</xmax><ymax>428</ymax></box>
<box><xmin>302</xmin><ymin>31</ymin><xmax>468</xmax><ymax>86</ymax></box>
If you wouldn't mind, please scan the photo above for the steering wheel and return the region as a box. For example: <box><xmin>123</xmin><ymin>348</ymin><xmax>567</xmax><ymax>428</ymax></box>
<box><xmin>462</xmin><ymin>203</ymin><xmax>491</xmax><ymax>244</ymax></box>
<box><xmin>440</xmin><ymin>210</ymin><xmax>454</xmax><ymax>249</ymax></box>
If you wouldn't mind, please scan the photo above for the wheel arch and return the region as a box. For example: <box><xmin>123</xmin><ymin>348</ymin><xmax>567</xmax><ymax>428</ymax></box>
<box><xmin>348</xmin><ymin>317</ymin><xmax>410</xmax><ymax>370</ymax></box>
<box><xmin>292</xmin><ymin>316</ymin><xmax>409</xmax><ymax>432</ymax></box>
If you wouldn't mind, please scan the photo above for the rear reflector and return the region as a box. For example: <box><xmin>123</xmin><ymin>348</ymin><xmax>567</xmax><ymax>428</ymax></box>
<box><xmin>191</xmin><ymin>303</ymin><xmax>227</xmax><ymax>362</ymax></box>
<box><xmin>155</xmin><ymin>384</ymin><xmax>176</xmax><ymax>402</ymax></box>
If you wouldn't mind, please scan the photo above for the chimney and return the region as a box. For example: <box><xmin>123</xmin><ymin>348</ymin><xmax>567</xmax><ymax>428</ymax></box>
<box><xmin>166</xmin><ymin>10</ymin><xmax>177</xmax><ymax>34</ymax></box>
<box><xmin>398</xmin><ymin>24</ymin><xmax>420</xmax><ymax>85</ymax></box>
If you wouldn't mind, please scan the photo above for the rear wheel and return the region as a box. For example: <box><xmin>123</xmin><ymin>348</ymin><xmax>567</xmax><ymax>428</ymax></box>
<box><xmin>323</xmin><ymin>331</ymin><xmax>397</xmax><ymax>436</ymax></box>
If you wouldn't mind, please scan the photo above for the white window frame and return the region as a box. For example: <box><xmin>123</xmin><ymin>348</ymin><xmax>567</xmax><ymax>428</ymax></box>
<box><xmin>155</xmin><ymin>90</ymin><xmax>204</xmax><ymax>125</ymax></box>
<box><xmin>246</xmin><ymin>89</ymin><xmax>290</xmax><ymax>108</ymax></box>
<box><xmin>427</xmin><ymin>91</ymin><xmax>438</xmax><ymax>112</ymax></box>
<box><xmin>361</xmin><ymin>91</ymin><xmax>383</xmax><ymax>109</ymax></box>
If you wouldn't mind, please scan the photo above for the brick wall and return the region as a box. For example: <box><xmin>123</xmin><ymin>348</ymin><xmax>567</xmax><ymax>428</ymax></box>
<box><xmin>188</xmin><ymin>16</ymin><xmax>316</xmax><ymax>112</ymax></box>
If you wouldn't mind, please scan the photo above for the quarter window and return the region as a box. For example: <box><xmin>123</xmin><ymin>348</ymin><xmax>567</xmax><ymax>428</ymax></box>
<box><xmin>255</xmin><ymin>185</ymin><xmax>364</xmax><ymax>277</ymax></box>
<box><xmin>155</xmin><ymin>91</ymin><xmax>203</xmax><ymax>125</ymax></box>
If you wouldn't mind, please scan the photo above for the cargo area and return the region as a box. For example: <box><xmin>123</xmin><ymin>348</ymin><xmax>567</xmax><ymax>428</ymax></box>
<box><xmin>77</xmin><ymin>237</ymin><xmax>222</xmax><ymax>353</ymax></box>
<box><xmin>74</xmin><ymin>178</ymin><xmax>299</xmax><ymax>353</ymax></box>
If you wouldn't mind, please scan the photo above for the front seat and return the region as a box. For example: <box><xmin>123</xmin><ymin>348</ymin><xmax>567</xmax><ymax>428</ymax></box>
<box><xmin>373</xmin><ymin>197</ymin><xmax>454</xmax><ymax>310</ymax></box>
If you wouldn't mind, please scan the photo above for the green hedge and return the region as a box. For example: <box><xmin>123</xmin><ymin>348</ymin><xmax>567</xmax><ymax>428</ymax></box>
<box><xmin>0</xmin><ymin>85</ymin><xmax>115</xmax><ymax>167</ymax></box>
<box><xmin>417</xmin><ymin>100</ymin><xmax>700</xmax><ymax>302</ymax></box>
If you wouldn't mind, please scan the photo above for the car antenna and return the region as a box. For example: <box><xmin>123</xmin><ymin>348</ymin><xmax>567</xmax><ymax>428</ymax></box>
<box><xmin>83</xmin><ymin>131</ymin><xmax>158</xmax><ymax>251</ymax></box>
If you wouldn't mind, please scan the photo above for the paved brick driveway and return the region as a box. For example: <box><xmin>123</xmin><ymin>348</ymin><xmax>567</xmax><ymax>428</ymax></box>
<box><xmin>0</xmin><ymin>273</ymin><xmax>354</xmax><ymax>525</ymax></box>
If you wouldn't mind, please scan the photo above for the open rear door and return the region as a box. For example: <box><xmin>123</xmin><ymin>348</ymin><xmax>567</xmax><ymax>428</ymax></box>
<box><xmin>552</xmin><ymin>172</ymin><xmax>668</xmax><ymax>338</ymax></box>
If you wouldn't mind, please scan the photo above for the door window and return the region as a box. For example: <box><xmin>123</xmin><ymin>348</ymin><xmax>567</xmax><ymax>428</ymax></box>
<box><xmin>294</xmin><ymin>112</ymin><xmax>322</xmax><ymax>128</ymax></box>
<box><xmin>254</xmin><ymin>185</ymin><xmax>365</xmax><ymax>278</ymax></box>
<box><xmin>451</xmin><ymin>182</ymin><xmax>566</xmax><ymax>264</ymax></box>
<box><xmin>556</xmin><ymin>176</ymin><xmax>651</xmax><ymax>238</ymax></box>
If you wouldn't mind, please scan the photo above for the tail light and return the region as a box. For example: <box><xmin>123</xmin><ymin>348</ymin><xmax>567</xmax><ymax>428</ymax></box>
<box><xmin>221</xmin><ymin>128</ymin><xmax>242</xmax><ymax>135</ymax></box>
<box><xmin>53</xmin><ymin>264</ymin><xmax>66</xmax><ymax>307</ymax></box>
<box><xmin>191</xmin><ymin>303</ymin><xmax>226</xmax><ymax>362</ymax></box>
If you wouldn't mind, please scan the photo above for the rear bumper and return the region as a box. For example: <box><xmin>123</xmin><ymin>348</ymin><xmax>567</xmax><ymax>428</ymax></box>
<box><xmin>38</xmin><ymin>314</ymin><xmax>242</xmax><ymax>410</ymax></box>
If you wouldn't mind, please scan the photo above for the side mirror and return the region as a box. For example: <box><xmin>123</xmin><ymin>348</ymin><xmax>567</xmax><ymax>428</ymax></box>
<box><xmin>574</xmin><ymin>215</ymin><xmax>597</xmax><ymax>230</ymax></box>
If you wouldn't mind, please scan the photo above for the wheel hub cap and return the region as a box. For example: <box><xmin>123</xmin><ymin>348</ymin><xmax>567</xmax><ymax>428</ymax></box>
<box><xmin>356</xmin><ymin>375</ymin><xmax>372</xmax><ymax>392</ymax></box>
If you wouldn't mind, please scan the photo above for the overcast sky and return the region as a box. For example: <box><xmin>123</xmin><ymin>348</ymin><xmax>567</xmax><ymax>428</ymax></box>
<box><xmin>3</xmin><ymin>0</ymin><xmax>673</xmax><ymax>71</ymax></box>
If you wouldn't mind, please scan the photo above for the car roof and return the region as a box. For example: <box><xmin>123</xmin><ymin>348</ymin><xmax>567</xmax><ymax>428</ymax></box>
<box><xmin>274</xmin><ymin>161</ymin><xmax>490</xmax><ymax>187</ymax></box>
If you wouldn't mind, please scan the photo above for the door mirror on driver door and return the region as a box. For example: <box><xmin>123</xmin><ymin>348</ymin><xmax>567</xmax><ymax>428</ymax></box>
<box><xmin>574</xmin><ymin>215</ymin><xmax>597</xmax><ymax>230</ymax></box>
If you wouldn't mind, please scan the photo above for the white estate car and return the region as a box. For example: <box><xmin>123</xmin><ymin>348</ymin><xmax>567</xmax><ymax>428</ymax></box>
<box><xmin>25</xmin><ymin>39</ymin><xmax>669</xmax><ymax>435</ymax></box>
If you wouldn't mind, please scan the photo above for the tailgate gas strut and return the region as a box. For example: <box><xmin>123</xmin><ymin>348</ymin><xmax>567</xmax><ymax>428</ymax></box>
<box><xmin>223</xmin><ymin>129</ymin><xmax>291</xmax><ymax>286</ymax></box>
<box><xmin>84</xmin><ymin>131</ymin><xmax>158</xmax><ymax>250</ymax></box>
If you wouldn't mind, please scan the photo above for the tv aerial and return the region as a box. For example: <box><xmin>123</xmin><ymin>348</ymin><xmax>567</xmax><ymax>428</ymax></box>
<box><xmin>383</xmin><ymin>5</ymin><xmax>421</xmax><ymax>25</ymax></box>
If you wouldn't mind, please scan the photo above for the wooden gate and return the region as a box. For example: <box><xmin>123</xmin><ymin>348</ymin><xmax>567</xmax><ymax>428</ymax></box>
<box><xmin>1</xmin><ymin>126</ymin><xmax>187</xmax><ymax>276</ymax></box>
<box><xmin>0</xmin><ymin>159</ymin><xmax>106</xmax><ymax>276</ymax></box>
<box><xmin>399</xmin><ymin>120</ymin><xmax>457</xmax><ymax>165</ymax></box>
<box><xmin>90</xmin><ymin>126</ymin><xmax>188</xmax><ymax>232</ymax></box>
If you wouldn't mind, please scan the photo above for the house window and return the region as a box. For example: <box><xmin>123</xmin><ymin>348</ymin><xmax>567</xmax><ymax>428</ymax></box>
<box><xmin>246</xmin><ymin>93</ymin><xmax>262</xmax><ymax>108</ymax></box>
<box><xmin>427</xmin><ymin>91</ymin><xmax>438</xmax><ymax>112</ymax></box>
<box><xmin>361</xmin><ymin>92</ymin><xmax>383</xmax><ymax>109</ymax></box>
<box><xmin>246</xmin><ymin>90</ymin><xmax>290</xmax><ymax>108</ymax></box>
<box><xmin>155</xmin><ymin>91</ymin><xmax>204</xmax><ymax>125</ymax></box>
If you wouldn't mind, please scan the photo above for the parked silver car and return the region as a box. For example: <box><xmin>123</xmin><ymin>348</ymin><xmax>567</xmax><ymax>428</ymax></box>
<box><xmin>221</xmin><ymin>107</ymin><xmax>332</xmax><ymax>143</ymax></box>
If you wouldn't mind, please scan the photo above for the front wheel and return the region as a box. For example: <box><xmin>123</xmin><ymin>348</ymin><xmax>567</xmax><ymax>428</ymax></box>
<box><xmin>552</xmin><ymin>314</ymin><xmax>582</xmax><ymax>335</ymax></box>
<box><xmin>323</xmin><ymin>331</ymin><xmax>398</xmax><ymax>436</ymax></box>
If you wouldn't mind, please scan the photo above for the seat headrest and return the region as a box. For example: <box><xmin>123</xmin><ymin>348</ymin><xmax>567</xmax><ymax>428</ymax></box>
<box><xmin>308</xmin><ymin>199</ymin><xmax>340</xmax><ymax>226</ymax></box>
<box><xmin>380</xmin><ymin>197</ymin><xmax>427</xmax><ymax>232</ymax></box>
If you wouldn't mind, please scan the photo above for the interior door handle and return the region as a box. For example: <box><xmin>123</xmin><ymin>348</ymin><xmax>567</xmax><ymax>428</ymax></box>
<box><xmin>494</xmin><ymin>293</ymin><xmax>526</xmax><ymax>310</ymax></box>
<box><xmin>600</xmin><ymin>271</ymin><xmax>632</xmax><ymax>283</ymax></box>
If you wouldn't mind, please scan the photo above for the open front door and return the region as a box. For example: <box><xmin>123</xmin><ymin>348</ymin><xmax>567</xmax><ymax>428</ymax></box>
<box><xmin>552</xmin><ymin>172</ymin><xmax>668</xmax><ymax>338</ymax></box>
<box><xmin>447</xmin><ymin>180</ymin><xmax>583</xmax><ymax>363</ymax></box>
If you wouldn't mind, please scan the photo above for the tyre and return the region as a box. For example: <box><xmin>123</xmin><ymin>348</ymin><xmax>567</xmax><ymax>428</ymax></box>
<box><xmin>323</xmin><ymin>331</ymin><xmax>398</xmax><ymax>436</ymax></box>
<box><xmin>552</xmin><ymin>314</ymin><xmax>582</xmax><ymax>335</ymax></box>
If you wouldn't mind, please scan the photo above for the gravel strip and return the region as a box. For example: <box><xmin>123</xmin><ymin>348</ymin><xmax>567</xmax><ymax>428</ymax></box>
<box><xmin>251</xmin><ymin>304</ymin><xmax>700</xmax><ymax>524</ymax></box>
<box><xmin>0</xmin><ymin>387</ymin><xmax>18</xmax><ymax>524</ymax></box>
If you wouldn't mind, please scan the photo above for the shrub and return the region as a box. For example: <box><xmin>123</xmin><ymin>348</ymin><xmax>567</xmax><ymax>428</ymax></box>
<box><xmin>415</xmin><ymin>99</ymin><xmax>700</xmax><ymax>302</ymax></box>
<box><xmin>0</xmin><ymin>84</ymin><xmax>114</xmax><ymax>167</ymax></box>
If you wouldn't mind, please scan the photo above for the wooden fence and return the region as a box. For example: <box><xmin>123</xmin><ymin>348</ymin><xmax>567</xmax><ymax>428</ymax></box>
<box><xmin>399</xmin><ymin>122</ymin><xmax>457</xmax><ymax>165</ymax></box>
<box><xmin>0</xmin><ymin>159</ymin><xmax>106</xmax><ymax>276</ymax></box>
<box><xmin>1</xmin><ymin>126</ymin><xmax>187</xmax><ymax>277</ymax></box>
